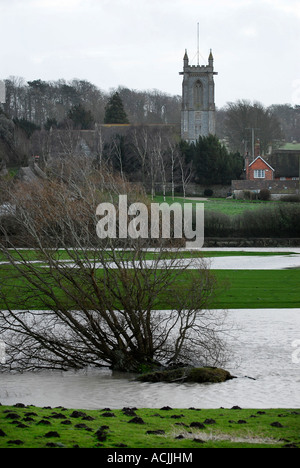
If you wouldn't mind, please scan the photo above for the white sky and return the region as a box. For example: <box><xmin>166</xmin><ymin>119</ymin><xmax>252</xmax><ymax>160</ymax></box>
<box><xmin>0</xmin><ymin>0</ymin><xmax>300</xmax><ymax>108</ymax></box>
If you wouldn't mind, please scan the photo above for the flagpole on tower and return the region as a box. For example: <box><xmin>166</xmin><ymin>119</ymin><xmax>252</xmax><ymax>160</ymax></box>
<box><xmin>197</xmin><ymin>22</ymin><xmax>200</xmax><ymax>66</ymax></box>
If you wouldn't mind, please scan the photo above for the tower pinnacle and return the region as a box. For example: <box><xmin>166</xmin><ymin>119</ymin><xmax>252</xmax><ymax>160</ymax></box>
<box><xmin>183</xmin><ymin>49</ymin><xmax>189</xmax><ymax>68</ymax></box>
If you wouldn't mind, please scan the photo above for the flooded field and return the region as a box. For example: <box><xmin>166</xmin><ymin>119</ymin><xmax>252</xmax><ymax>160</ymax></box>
<box><xmin>1</xmin><ymin>308</ymin><xmax>299</xmax><ymax>410</ymax></box>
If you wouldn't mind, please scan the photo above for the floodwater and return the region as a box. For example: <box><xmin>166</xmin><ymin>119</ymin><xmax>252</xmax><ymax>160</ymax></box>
<box><xmin>0</xmin><ymin>308</ymin><xmax>299</xmax><ymax>409</ymax></box>
<box><xmin>33</xmin><ymin>253</ymin><xmax>300</xmax><ymax>271</ymax></box>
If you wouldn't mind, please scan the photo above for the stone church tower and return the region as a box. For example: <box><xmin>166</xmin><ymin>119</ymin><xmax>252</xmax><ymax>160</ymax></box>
<box><xmin>180</xmin><ymin>49</ymin><xmax>218</xmax><ymax>143</ymax></box>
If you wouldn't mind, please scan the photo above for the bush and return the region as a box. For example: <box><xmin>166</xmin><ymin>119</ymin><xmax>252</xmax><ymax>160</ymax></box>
<box><xmin>281</xmin><ymin>195</ymin><xmax>300</xmax><ymax>203</ymax></box>
<box><xmin>205</xmin><ymin>211</ymin><xmax>232</xmax><ymax>237</ymax></box>
<box><xmin>235</xmin><ymin>207</ymin><xmax>279</xmax><ymax>237</ymax></box>
<box><xmin>235</xmin><ymin>204</ymin><xmax>300</xmax><ymax>237</ymax></box>
<box><xmin>204</xmin><ymin>188</ymin><xmax>214</xmax><ymax>197</ymax></box>
<box><xmin>204</xmin><ymin>204</ymin><xmax>300</xmax><ymax>238</ymax></box>
<box><xmin>243</xmin><ymin>190</ymin><xmax>258</xmax><ymax>200</ymax></box>
<box><xmin>259</xmin><ymin>188</ymin><xmax>271</xmax><ymax>201</ymax></box>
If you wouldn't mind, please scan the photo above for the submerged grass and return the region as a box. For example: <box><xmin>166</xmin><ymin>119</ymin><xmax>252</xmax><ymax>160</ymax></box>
<box><xmin>0</xmin><ymin>405</ymin><xmax>299</xmax><ymax>449</ymax></box>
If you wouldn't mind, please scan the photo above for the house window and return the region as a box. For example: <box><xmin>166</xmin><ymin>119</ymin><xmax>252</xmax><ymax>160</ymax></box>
<box><xmin>254</xmin><ymin>169</ymin><xmax>265</xmax><ymax>179</ymax></box>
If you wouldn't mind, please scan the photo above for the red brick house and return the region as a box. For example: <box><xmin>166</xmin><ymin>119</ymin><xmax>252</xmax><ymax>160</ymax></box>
<box><xmin>232</xmin><ymin>143</ymin><xmax>299</xmax><ymax>196</ymax></box>
<box><xmin>246</xmin><ymin>156</ymin><xmax>275</xmax><ymax>181</ymax></box>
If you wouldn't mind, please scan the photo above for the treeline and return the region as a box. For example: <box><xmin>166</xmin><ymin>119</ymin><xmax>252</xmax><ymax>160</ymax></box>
<box><xmin>29</xmin><ymin>123</ymin><xmax>243</xmax><ymax>194</ymax></box>
<box><xmin>3</xmin><ymin>77</ymin><xmax>300</xmax><ymax>149</ymax></box>
<box><xmin>216</xmin><ymin>100</ymin><xmax>300</xmax><ymax>154</ymax></box>
<box><xmin>3</xmin><ymin>77</ymin><xmax>181</xmax><ymax>129</ymax></box>
<box><xmin>1</xmin><ymin>103</ymin><xmax>243</xmax><ymax>190</ymax></box>
<box><xmin>1</xmin><ymin>76</ymin><xmax>299</xmax><ymax>191</ymax></box>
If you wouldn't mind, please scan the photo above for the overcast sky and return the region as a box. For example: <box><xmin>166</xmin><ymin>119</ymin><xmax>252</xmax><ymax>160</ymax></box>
<box><xmin>0</xmin><ymin>0</ymin><xmax>300</xmax><ymax>108</ymax></box>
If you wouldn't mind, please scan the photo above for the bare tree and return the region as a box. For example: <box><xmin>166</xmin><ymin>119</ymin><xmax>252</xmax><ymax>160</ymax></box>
<box><xmin>147</xmin><ymin>146</ymin><xmax>160</xmax><ymax>201</ymax></box>
<box><xmin>221</xmin><ymin>100</ymin><xmax>283</xmax><ymax>155</ymax></box>
<box><xmin>94</xmin><ymin>123</ymin><xmax>105</xmax><ymax>169</ymax></box>
<box><xmin>167</xmin><ymin>137</ymin><xmax>178</xmax><ymax>201</ymax></box>
<box><xmin>177</xmin><ymin>152</ymin><xmax>193</xmax><ymax>200</ymax></box>
<box><xmin>131</xmin><ymin>126</ymin><xmax>149</xmax><ymax>185</ymax></box>
<box><xmin>152</xmin><ymin>130</ymin><xmax>167</xmax><ymax>201</ymax></box>
<box><xmin>0</xmin><ymin>159</ymin><xmax>228</xmax><ymax>373</ymax></box>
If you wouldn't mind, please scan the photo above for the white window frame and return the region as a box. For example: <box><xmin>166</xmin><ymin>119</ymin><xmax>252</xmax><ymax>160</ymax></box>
<box><xmin>254</xmin><ymin>169</ymin><xmax>265</xmax><ymax>179</ymax></box>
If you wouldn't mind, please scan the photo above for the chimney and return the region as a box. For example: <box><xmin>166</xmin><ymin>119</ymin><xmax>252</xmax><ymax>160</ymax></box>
<box><xmin>245</xmin><ymin>152</ymin><xmax>250</xmax><ymax>180</ymax></box>
<box><xmin>255</xmin><ymin>139</ymin><xmax>261</xmax><ymax>158</ymax></box>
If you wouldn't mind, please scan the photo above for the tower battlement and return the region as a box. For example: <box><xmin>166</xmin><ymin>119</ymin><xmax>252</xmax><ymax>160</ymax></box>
<box><xmin>180</xmin><ymin>63</ymin><xmax>216</xmax><ymax>72</ymax></box>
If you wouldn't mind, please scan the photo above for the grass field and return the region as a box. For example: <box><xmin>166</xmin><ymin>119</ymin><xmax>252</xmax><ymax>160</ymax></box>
<box><xmin>153</xmin><ymin>196</ymin><xmax>280</xmax><ymax>216</ymax></box>
<box><xmin>213</xmin><ymin>269</ymin><xmax>300</xmax><ymax>309</ymax></box>
<box><xmin>0</xmin><ymin>263</ymin><xmax>299</xmax><ymax>310</ymax></box>
<box><xmin>0</xmin><ymin>405</ymin><xmax>299</xmax><ymax>449</ymax></box>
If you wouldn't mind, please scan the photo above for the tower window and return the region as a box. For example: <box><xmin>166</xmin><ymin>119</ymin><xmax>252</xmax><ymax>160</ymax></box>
<box><xmin>193</xmin><ymin>81</ymin><xmax>203</xmax><ymax>110</ymax></box>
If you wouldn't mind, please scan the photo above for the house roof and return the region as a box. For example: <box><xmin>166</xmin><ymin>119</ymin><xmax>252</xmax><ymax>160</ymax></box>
<box><xmin>248</xmin><ymin>156</ymin><xmax>275</xmax><ymax>171</ymax></box>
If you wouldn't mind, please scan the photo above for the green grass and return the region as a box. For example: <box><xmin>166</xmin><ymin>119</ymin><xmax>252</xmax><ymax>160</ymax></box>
<box><xmin>0</xmin><ymin>262</ymin><xmax>299</xmax><ymax>310</ymax></box>
<box><xmin>159</xmin><ymin>269</ymin><xmax>300</xmax><ymax>310</ymax></box>
<box><xmin>213</xmin><ymin>269</ymin><xmax>300</xmax><ymax>309</ymax></box>
<box><xmin>152</xmin><ymin>195</ymin><xmax>280</xmax><ymax>216</ymax></box>
<box><xmin>0</xmin><ymin>405</ymin><xmax>299</xmax><ymax>448</ymax></box>
<box><xmin>203</xmin><ymin>198</ymin><xmax>277</xmax><ymax>216</ymax></box>
<box><xmin>157</xmin><ymin>269</ymin><xmax>300</xmax><ymax>310</ymax></box>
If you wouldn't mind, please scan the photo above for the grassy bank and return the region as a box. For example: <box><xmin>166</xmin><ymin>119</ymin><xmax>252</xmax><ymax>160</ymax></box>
<box><xmin>0</xmin><ymin>405</ymin><xmax>299</xmax><ymax>448</ymax></box>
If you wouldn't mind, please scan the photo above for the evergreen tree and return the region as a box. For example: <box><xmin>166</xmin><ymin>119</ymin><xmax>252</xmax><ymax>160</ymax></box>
<box><xmin>13</xmin><ymin>118</ymin><xmax>41</xmax><ymax>138</ymax></box>
<box><xmin>67</xmin><ymin>104</ymin><xmax>94</xmax><ymax>130</ymax></box>
<box><xmin>179</xmin><ymin>135</ymin><xmax>243</xmax><ymax>185</ymax></box>
<box><xmin>104</xmin><ymin>92</ymin><xmax>129</xmax><ymax>124</ymax></box>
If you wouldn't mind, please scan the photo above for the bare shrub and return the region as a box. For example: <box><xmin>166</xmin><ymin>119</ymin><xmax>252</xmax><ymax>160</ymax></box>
<box><xmin>0</xmin><ymin>156</ymin><xmax>228</xmax><ymax>373</ymax></box>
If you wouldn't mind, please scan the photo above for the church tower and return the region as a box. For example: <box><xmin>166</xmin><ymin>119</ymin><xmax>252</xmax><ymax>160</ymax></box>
<box><xmin>180</xmin><ymin>49</ymin><xmax>218</xmax><ymax>143</ymax></box>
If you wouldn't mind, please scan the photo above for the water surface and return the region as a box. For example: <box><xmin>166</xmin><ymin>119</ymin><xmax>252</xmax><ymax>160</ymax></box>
<box><xmin>0</xmin><ymin>309</ymin><xmax>299</xmax><ymax>409</ymax></box>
